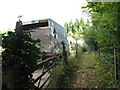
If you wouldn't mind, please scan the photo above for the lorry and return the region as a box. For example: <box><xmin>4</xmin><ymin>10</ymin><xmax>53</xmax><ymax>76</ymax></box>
<box><xmin>22</xmin><ymin>18</ymin><xmax>68</xmax><ymax>58</ymax></box>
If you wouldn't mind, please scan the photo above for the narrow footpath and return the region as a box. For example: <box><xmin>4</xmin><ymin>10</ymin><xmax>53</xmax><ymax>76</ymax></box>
<box><xmin>73</xmin><ymin>52</ymin><xmax>99</xmax><ymax>88</ymax></box>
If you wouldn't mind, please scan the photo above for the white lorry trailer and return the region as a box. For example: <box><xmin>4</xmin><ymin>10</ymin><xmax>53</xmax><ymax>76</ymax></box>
<box><xmin>22</xmin><ymin>18</ymin><xmax>68</xmax><ymax>58</ymax></box>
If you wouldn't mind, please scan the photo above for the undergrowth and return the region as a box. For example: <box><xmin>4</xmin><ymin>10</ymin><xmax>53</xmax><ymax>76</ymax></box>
<box><xmin>95</xmin><ymin>58</ymin><xmax>118</xmax><ymax>88</ymax></box>
<box><xmin>84</xmin><ymin>52</ymin><xmax>118</xmax><ymax>88</ymax></box>
<box><xmin>48</xmin><ymin>57</ymin><xmax>79</xmax><ymax>89</ymax></box>
<box><xmin>48</xmin><ymin>48</ymin><xmax>83</xmax><ymax>89</ymax></box>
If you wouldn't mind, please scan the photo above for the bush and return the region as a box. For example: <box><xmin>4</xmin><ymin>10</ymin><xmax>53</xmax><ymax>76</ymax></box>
<box><xmin>2</xmin><ymin>30</ymin><xmax>41</xmax><ymax>89</ymax></box>
<box><xmin>93</xmin><ymin>53</ymin><xmax>118</xmax><ymax>88</ymax></box>
<box><xmin>48</xmin><ymin>57</ymin><xmax>79</xmax><ymax>88</ymax></box>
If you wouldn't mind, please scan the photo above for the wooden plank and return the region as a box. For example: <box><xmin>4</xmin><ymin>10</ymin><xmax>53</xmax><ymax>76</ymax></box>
<box><xmin>40</xmin><ymin>75</ymin><xmax>51</xmax><ymax>89</ymax></box>
<box><xmin>33</xmin><ymin>64</ymin><xmax>55</xmax><ymax>84</ymax></box>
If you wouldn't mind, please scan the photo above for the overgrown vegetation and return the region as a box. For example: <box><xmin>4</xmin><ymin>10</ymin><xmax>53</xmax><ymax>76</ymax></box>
<box><xmin>1</xmin><ymin>2</ymin><xmax>120</xmax><ymax>89</ymax></box>
<box><xmin>64</xmin><ymin>19</ymin><xmax>84</xmax><ymax>59</ymax></box>
<box><xmin>81</xmin><ymin>2</ymin><xmax>120</xmax><ymax>87</ymax></box>
<box><xmin>48</xmin><ymin>48</ymin><xmax>83</xmax><ymax>89</ymax></box>
<box><xmin>48</xmin><ymin>58</ymin><xmax>78</xmax><ymax>88</ymax></box>
<box><xmin>2</xmin><ymin>21</ymin><xmax>41</xmax><ymax>89</ymax></box>
<box><xmin>82</xmin><ymin>53</ymin><xmax>118</xmax><ymax>88</ymax></box>
<box><xmin>72</xmin><ymin>52</ymin><xmax>118</xmax><ymax>88</ymax></box>
<box><xmin>95</xmin><ymin>58</ymin><xmax>118</xmax><ymax>88</ymax></box>
<box><xmin>63</xmin><ymin>2</ymin><xmax>120</xmax><ymax>88</ymax></box>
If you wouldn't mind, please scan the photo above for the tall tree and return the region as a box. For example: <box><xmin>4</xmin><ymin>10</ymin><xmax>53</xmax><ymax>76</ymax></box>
<box><xmin>82</xmin><ymin>2</ymin><xmax>120</xmax><ymax>85</ymax></box>
<box><xmin>64</xmin><ymin>18</ymin><xmax>84</xmax><ymax>59</ymax></box>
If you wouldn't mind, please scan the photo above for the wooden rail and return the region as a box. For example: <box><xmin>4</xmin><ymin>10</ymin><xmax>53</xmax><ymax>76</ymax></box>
<box><xmin>32</xmin><ymin>55</ymin><xmax>61</xmax><ymax>89</ymax></box>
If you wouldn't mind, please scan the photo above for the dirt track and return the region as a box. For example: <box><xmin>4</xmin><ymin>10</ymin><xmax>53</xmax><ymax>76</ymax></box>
<box><xmin>73</xmin><ymin>53</ymin><xmax>98</xmax><ymax>88</ymax></box>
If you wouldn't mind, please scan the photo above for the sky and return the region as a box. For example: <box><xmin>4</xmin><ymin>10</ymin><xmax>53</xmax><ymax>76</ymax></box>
<box><xmin>0</xmin><ymin>0</ymin><xmax>87</xmax><ymax>32</ymax></box>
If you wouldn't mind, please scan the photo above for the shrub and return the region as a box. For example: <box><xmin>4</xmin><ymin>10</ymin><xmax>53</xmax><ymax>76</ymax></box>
<box><xmin>48</xmin><ymin>57</ymin><xmax>79</xmax><ymax>88</ymax></box>
<box><xmin>2</xmin><ymin>30</ymin><xmax>41</xmax><ymax>89</ymax></box>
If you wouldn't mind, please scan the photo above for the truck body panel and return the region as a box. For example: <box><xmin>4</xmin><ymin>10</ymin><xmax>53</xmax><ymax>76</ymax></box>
<box><xmin>23</xmin><ymin>18</ymin><xmax>68</xmax><ymax>55</ymax></box>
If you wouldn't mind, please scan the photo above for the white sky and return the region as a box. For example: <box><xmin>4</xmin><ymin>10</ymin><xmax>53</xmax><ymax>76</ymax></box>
<box><xmin>0</xmin><ymin>0</ymin><xmax>87</xmax><ymax>32</ymax></box>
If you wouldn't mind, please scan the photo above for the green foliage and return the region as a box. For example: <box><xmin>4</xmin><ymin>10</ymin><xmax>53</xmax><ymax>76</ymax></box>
<box><xmin>82</xmin><ymin>2</ymin><xmax>120</xmax><ymax>85</ymax></box>
<box><xmin>81</xmin><ymin>45</ymin><xmax>88</xmax><ymax>52</ymax></box>
<box><xmin>48</xmin><ymin>57</ymin><xmax>79</xmax><ymax>88</ymax></box>
<box><xmin>79</xmin><ymin>52</ymin><xmax>117</xmax><ymax>88</ymax></box>
<box><xmin>80</xmin><ymin>18</ymin><xmax>85</xmax><ymax>29</ymax></box>
<box><xmin>64</xmin><ymin>19</ymin><xmax>84</xmax><ymax>59</ymax></box>
<box><xmin>94</xmin><ymin>59</ymin><xmax>118</xmax><ymax>88</ymax></box>
<box><xmin>64</xmin><ymin>19</ymin><xmax>83</xmax><ymax>40</ymax></box>
<box><xmin>82</xmin><ymin>27</ymin><xmax>98</xmax><ymax>51</ymax></box>
<box><xmin>77</xmin><ymin>47</ymin><xmax>84</xmax><ymax>58</ymax></box>
<box><xmin>2</xmin><ymin>30</ymin><xmax>41</xmax><ymax>88</ymax></box>
<box><xmin>64</xmin><ymin>22</ymin><xmax>69</xmax><ymax>33</ymax></box>
<box><xmin>82</xmin><ymin>2</ymin><xmax>120</xmax><ymax>51</ymax></box>
<box><xmin>87</xmin><ymin>2</ymin><xmax>119</xmax><ymax>51</ymax></box>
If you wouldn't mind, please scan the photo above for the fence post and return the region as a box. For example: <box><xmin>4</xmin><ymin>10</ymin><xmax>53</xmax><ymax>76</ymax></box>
<box><xmin>61</xmin><ymin>41</ymin><xmax>68</xmax><ymax>65</ymax></box>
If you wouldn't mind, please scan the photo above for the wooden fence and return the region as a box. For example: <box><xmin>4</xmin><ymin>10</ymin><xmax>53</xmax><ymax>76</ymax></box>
<box><xmin>32</xmin><ymin>55</ymin><xmax>61</xmax><ymax>89</ymax></box>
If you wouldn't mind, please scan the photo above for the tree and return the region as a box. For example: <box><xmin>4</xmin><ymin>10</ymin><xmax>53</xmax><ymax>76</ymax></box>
<box><xmin>2</xmin><ymin>21</ymin><xmax>42</xmax><ymax>89</ymax></box>
<box><xmin>82</xmin><ymin>2</ymin><xmax>120</xmax><ymax>85</ymax></box>
<box><xmin>64</xmin><ymin>22</ymin><xmax>69</xmax><ymax>33</ymax></box>
<box><xmin>64</xmin><ymin>19</ymin><xmax>84</xmax><ymax>59</ymax></box>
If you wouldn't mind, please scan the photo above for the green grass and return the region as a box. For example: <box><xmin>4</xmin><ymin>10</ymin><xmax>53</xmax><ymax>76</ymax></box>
<box><xmin>80</xmin><ymin>52</ymin><xmax>118</xmax><ymax>88</ymax></box>
<box><xmin>81</xmin><ymin>52</ymin><xmax>98</xmax><ymax>88</ymax></box>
